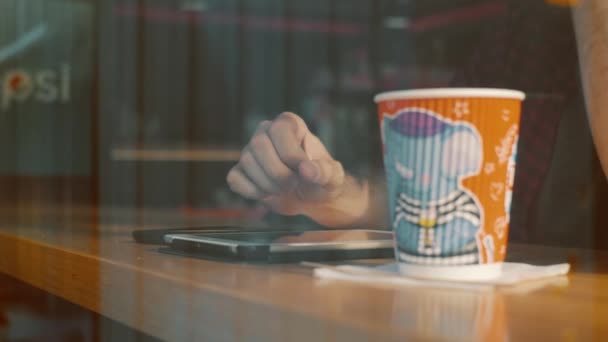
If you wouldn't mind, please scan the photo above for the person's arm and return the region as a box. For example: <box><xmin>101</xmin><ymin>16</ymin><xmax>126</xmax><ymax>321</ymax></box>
<box><xmin>573</xmin><ymin>1</ymin><xmax>608</xmax><ymax>174</ymax></box>
<box><xmin>227</xmin><ymin>112</ymin><xmax>389</xmax><ymax>228</ymax></box>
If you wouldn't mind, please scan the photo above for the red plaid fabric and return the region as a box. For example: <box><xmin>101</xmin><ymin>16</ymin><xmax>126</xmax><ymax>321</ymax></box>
<box><xmin>451</xmin><ymin>1</ymin><xmax>580</xmax><ymax>242</ymax></box>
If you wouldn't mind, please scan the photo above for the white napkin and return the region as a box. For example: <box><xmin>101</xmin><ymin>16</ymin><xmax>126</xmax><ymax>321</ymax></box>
<box><xmin>312</xmin><ymin>262</ymin><xmax>570</xmax><ymax>291</ymax></box>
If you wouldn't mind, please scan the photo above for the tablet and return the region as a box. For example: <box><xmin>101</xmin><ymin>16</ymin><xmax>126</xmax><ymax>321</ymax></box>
<box><xmin>164</xmin><ymin>229</ymin><xmax>394</xmax><ymax>262</ymax></box>
<box><xmin>132</xmin><ymin>226</ymin><xmax>282</xmax><ymax>245</ymax></box>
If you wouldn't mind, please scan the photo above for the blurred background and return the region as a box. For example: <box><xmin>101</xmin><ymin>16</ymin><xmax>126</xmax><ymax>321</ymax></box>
<box><xmin>0</xmin><ymin>0</ymin><xmax>528</xmax><ymax>217</ymax></box>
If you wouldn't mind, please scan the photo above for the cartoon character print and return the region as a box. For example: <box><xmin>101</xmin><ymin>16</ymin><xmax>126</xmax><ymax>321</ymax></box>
<box><xmin>383</xmin><ymin>108</ymin><xmax>484</xmax><ymax>265</ymax></box>
<box><xmin>504</xmin><ymin>137</ymin><xmax>517</xmax><ymax>218</ymax></box>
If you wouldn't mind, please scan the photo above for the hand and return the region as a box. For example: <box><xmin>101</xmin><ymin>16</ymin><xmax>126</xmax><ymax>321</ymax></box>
<box><xmin>227</xmin><ymin>112</ymin><xmax>348</xmax><ymax>217</ymax></box>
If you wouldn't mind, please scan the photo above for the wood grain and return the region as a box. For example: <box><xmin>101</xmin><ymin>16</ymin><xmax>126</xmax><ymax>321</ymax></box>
<box><xmin>0</xmin><ymin>205</ymin><xmax>607</xmax><ymax>341</ymax></box>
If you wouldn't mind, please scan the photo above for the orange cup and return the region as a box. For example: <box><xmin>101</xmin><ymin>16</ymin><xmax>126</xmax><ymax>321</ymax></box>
<box><xmin>374</xmin><ymin>88</ymin><xmax>525</xmax><ymax>271</ymax></box>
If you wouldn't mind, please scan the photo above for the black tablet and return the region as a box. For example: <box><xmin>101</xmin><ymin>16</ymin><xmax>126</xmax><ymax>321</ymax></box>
<box><xmin>164</xmin><ymin>229</ymin><xmax>394</xmax><ymax>262</ymax></box>
<box><xmin>132</xmin><ymin>226</ymin><xmax>285</xmax><ymax>245</ymax></box>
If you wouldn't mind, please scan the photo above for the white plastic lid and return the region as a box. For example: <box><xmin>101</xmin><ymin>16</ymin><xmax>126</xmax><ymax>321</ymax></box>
<box><xmin>374</xmin><ymin>88</ymin><xmax>526</xmax><ymax>103</ymax></box>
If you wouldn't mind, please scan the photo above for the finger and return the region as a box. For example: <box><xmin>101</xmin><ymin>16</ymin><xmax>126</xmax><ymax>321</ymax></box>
<box><xmin>302</xmin><ymin>131</ymin><xmax>332</xmax><ymax>160</ymax></box>
<box><xmin>226</xmin><ymin>167</ymin><xmax>266</xmax><ymax>199</ymax></box>
<box><xmin>254</xmin><ymin>120</ymin><xmax>272</xmax><ymax>135</ymax></box>
<box><xmin>268</xmin><ymin>112</ymin><xmax>310</xmax><ymax>169</ymax></box>
<box><xmin>299</xmin><ymin>159</ymin><xmax>345</xmax><ymax>191</ymax></box>
<box><xmin>248</xmin><ymin>133</ymin><xmax>296</xmax><ymax>188</ymax></box>
<box><xmin>239</xmin><ymin>150</ymin><xmax>282</xmax><ymax>194</ymax></box>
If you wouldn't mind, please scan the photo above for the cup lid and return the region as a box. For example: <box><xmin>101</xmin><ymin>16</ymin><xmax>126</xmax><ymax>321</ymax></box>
<box><xmin>374</xmin><ymin>88</ymin><xmax>526</xmax><ymax>103</ymax></box>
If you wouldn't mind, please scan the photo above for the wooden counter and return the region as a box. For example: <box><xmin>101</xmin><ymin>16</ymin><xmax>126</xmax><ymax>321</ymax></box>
<box><xmin>0</xmin><ymin>205</ymin><xmax>607</xmax><ymax>341</ymax></box>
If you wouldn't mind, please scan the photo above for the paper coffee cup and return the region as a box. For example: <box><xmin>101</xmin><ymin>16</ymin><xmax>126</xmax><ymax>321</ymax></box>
<box><xmin>375</xmin><ymin>88</ymin><xmax>525</xmax><ymax>267</ymax></box>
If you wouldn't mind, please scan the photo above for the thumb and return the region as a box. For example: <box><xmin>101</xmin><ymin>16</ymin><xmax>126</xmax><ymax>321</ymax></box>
<box><xmin>298</xmin><ymin>159</ymin><xmax>345</xmax><ymax>192</ymax></box>
<box><xmin>302</xmin><ymin>131</ymin><xmax>332</xmax><ymax>161</ymax></box>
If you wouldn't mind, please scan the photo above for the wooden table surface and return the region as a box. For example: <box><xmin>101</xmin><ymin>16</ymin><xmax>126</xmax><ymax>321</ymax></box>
<box><xmin>0</xmin><ymin>205</ymin><xmax>607</xmax><ymax>341</ymax></box>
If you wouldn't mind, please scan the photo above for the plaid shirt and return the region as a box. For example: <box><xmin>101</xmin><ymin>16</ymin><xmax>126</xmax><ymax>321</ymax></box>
<box><xmin>451</xmin><ymin>1</ymin><xmax>580</xmax><ymax>242</ymax></box>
